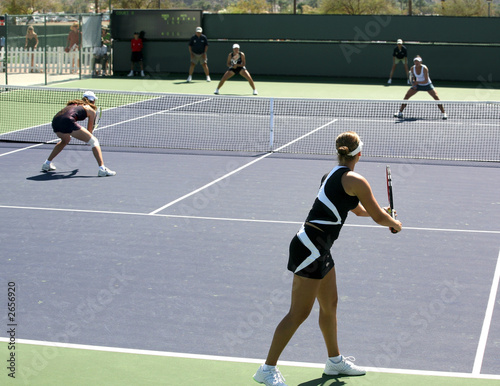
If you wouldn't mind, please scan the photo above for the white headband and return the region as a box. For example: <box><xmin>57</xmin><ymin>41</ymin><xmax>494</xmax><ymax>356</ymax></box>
<box><xmin>348</xmin><ymin>141</ymin><xmax>363</xmax><ymax>156</ymax></box>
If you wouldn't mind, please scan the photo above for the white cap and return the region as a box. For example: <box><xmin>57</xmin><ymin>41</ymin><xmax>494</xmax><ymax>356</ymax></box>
<box><xmin>397</xmin><ymin>39</ymin><xmax>403</xmax><ymax>44</ymax></box>
<box><xmin>83</xmin><ymin>91</ymin><xmax>97</xmax><ymax>102</ymax></box>
<box><xmin>233</xmin><ymin>44</ymin><xmax>240</xmax><ymax>49</ymax></box>
<box><xmin>413</xmin><ymin>56</ymin><xmax>422</xmax><ymax>62</ymax></box>
<box><xmin>195</xmin><ymin>27</ymin><xmax>202</xmax><ymax>33</ymax></box>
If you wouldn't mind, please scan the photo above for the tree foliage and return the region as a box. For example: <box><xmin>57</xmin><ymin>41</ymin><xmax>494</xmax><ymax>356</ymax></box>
<box><xmin>319</xmin><ymin>0</ymin><xmax>400</xmax><ymax>15</ymax></box>
<box><xmin>2</xmin><ymin>0</ymin><xmax>62</xmax><ymax>14</ymax></box>
<box><xmin>226</xmin><ymin>0</ymin><xmax>269</xmax><ymax>13</ymax></box>
<box><xmin>440</xmin><ymin>0</ymin><xmax>488</xmax><ymax>16</ymax></box>
<box><xmin>0</xmin><ymin>0</ymin><xmax>496</xmax><ymax>16</ymax></box>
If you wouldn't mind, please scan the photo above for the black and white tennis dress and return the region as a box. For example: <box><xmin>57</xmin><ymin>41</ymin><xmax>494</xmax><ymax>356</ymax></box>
<box><xmin>52</xmin><ymin>105</ymin><xmax>87</xmax><ymax>134</ymax></box>
<box><xmin>288</xmin><ymin>166</ymin><xmax>359</xmax><ymax>279</ymax></box>
<box><xmin>229</xmin><ymin>52</ymin><xmax>245</xmax><ymax>74</ymax></box>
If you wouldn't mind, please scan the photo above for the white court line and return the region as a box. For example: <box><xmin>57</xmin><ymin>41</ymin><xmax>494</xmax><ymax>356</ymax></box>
<box><xmin>473</xmin><ymin>248</ymin><xmax>500</xmax><ymax>375</ymax></box>
<box><xmin>0</xmin><ymin>337</ymin><xmax>499</xmax><ymax>380</ymax></box>
<box><xmin>0</xmin><ymin>97</ymin><xmax>214</xmax><ymax>158</ymax></box>
<box><xmin>148</xmin><ymin>118</ymin><xmax>339</xmax><ymax>215</ymax></box>
<box><xmin>1</xmin><ymin>205</ymin><xmax>500</xmax><ymax>235</ymax></box>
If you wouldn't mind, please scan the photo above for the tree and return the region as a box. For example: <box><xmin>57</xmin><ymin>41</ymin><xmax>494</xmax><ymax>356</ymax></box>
<box><xmin>226</xmin><ymin>0</ymin><xmax>270</xmax><ymax>13</ymax></box>
<box><xmin>319</xmin><ymin>0</ymin><xmax>400</xmax><ymax>15</ymax></box>
<box><xmin>2</xmin><ymin>0</ymin><xmax>62</xmax><ymax>14</ymax></box>
<box><xmin>440</xmin><ymin>0</ymin><xmax>488</xmax><ymax>16</ymax></box>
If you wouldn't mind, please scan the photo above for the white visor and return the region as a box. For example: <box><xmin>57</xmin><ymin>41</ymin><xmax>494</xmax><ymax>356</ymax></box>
<box><xmin>347</xmin><ymin>141</ymin><xmax>363</xmax><ymax>156</ymax></box>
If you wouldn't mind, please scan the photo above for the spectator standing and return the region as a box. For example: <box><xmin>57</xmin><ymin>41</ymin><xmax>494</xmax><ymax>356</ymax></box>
<box><xmin>25</xmin><ymin>25</ymin><xmax>39</xmax><ymax>73</ymax></box>
<box><xmin>187</xmin><ymin>26</ymin><xmax>210</xmax><ymax>82</ymax></box>
<box><xmin>66</xmin><ymin>22</ymin><xmax>81</xmax><ymax>74</ymax></box>
<box><xmin>128</xmin><ymin>32</ymin><xmax>145</xmax><ymax>77</ymax></box>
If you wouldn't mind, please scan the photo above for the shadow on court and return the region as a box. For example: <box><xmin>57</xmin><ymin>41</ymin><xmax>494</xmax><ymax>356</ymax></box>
<box><xmin>298</xmin><ymin>374</ymin><xmax>348</xmax><ymax>385</ymax></box>
<box><xmin>26</xmin><ymin>169</ymin><xmax>95</xmax><ymax>181</ymax></box>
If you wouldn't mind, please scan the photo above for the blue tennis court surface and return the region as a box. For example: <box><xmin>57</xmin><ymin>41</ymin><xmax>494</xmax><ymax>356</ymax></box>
<box><xmin>1</xmin><ymin>137</ymin><xmax>499</xmax><ymax>384</ymax></box>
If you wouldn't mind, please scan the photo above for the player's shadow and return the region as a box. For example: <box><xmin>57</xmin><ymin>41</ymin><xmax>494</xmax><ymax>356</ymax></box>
<box><xmin>394</xmin><ymin>117</ymin><xmax>419</xmax><ymax>123</ymax></box>
<box><xmin>26</xmin><ymin>169</ymin><xmax>95</xmax><ymax>181</ymax></box>
<box><xmin>298</xmin><ymin>374</ymin><xmax>348</xmax><ymax>385</ymax></box>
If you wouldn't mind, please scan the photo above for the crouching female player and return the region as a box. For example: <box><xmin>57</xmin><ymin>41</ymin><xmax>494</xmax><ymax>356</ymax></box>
<box><xmin>42</xmin><ymin>91</ymin><xmax>116</xmax><ymax>177</ymax></box>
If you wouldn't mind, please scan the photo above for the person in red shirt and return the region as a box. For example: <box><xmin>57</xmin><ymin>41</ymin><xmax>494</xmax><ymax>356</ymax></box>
<box><xmin>127</xmin><ymin>32</ymin><xmax>145</xmax><ymax>77</ymax></box>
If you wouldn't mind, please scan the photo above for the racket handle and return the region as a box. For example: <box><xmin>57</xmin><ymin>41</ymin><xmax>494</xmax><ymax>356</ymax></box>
<box><xmin>388</xmin><ymin>208</ymin><xmax>398</xmax><ymax>234</ymax></box>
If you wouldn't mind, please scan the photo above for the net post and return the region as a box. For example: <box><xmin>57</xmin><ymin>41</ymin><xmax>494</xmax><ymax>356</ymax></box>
<box><xmin>44</xmin><ymin>15</ymin><xmax>47</xmax><ymax>85</ymax></box>
<box><xmin>4</xmin><ymin>14</ymin><xmax>8</xmax><ymax>85</ymax></box>
<box><xmin>269</xmin><ymin>97</ymin><xmax>274</xmax><ymax>152</ymax></box>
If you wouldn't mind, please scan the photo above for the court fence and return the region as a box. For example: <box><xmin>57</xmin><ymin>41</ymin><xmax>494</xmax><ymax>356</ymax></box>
<box><xmin>0</xmin><ymin>13</ymin><xmax>109</xmax><ymax>84</ymax></box>
<box><xmin>0</xmin><ymin>46</ymin><xmax>103</xmax><ymax>75</ymax></box>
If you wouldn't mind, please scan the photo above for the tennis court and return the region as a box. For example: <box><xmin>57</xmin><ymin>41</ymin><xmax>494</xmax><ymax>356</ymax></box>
<box><xmin>1</xmin><ymin>77</ymin><xmax>499</xmax><ymax>385</ymax></box>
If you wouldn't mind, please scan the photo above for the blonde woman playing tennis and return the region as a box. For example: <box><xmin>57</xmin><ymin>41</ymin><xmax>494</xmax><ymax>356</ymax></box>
<box><xmin>254</xmin><ymin>131</ymin><xmax>402</xmax><ymax>386</ymax></box>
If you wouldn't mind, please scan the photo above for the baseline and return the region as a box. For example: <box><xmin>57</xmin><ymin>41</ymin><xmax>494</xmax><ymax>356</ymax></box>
<box><xmin>0</xmin><ymin>338</ymin><xmax>499</xmax><ymax>381</ymax></box>
<box><xmin>473</xmin><ymin>249</ymin><xmax>500</xmax><ymax>375</ymax></box>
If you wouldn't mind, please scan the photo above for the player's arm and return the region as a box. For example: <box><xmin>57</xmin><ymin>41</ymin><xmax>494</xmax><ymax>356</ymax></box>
<box><xmin>421</xmin><ymin>66</ymin><xmax>430</xmax><ymax>84</ymax></box>
<box><xmin>227</xmin><ymin>53</ymin><xmax>232</xmax><ymax>67</ymax></box>
<box><xmin>85</xmin><ymin>106</ymin><xmax>96</xmax><ymax>133</ymax></box>
<box><xmin>343</xmin><ymin>172</ymin><xmax>402</xmax><ymax>231</ymax></box>
<box><xmin>240</xmin><ymin>52</ymin><xmax>246</xmax><ymax>67</ymax></box>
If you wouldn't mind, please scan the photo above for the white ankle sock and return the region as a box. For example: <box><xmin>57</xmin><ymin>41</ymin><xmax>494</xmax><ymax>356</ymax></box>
<box><xmin>330</xmin><ymin>355</ymin><xmax>342</xmax><ymax>363</ymax></box>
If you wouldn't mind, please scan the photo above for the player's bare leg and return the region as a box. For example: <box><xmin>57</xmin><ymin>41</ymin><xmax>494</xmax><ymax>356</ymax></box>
<box><xmin>264</xmin><ymin>274</ymin><xmax>320</xmax><ymax>366</ymax></box>
<box><xmin>317</xmin><ymin>268</ymin><xmax>340</xmax><ymax>357</ymax></box>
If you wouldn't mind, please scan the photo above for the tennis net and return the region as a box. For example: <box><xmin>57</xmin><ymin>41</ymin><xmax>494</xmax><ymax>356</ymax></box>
<box><xmin>1</xmin><ymin>85</ymin><xmax>499</xmax><ymax>163</ymax></box>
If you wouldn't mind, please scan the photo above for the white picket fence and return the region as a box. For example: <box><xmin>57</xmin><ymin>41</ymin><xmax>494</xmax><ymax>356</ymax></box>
<box><xmin>0</xmin><ymin>46</ymin><xmax>102</xmax><ymax>75</ymax></box>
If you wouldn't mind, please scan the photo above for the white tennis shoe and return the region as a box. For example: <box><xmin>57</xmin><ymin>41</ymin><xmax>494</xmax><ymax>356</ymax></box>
<box><xmin>253</xmin><ymin>89</ymin><xmax>258</xmax><ymax>95</ymax></box>
<box><xmin>206</xmin><ymin>75</ymin><xmax>211</xmax><ymax>82</ymax></box>
<box><xmin>324</xmin><ymin>356</ymin><xmax>366</xmax><ymax>376</ymax></box>
<box><xmin>98</xmin><ymin>167</ymin><xmax>116</xmax><ymax>177</ymax></box>
<box><xmin>253</xmin><ymin>365</ymin><xmax>287</xmax><ymax>386</ymax></box>
<box><xmin>394</xmin><ymin>111</ymin><xmax>403</xmax><ymax>118</ymax></box>
<box><xmin>41</xmin><ymin>162</ymin><xmax>56</xmax><ymax>172</ymax></box>
<box><xmin>187</xmin><ymin>75</ymin><xmax>192</xmax><ymax>82</ymax></box>
<box><xmin>442</xmin><ymin>112</ymin><xmax>448</xmax><ymax>120</ymax></box>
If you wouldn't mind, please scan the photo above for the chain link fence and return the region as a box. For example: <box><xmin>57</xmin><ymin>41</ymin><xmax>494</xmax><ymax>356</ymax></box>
<box><xmin>0</xmin><ymin>13</ymin><xmax>111</xmax><ymax>85</ymax></box>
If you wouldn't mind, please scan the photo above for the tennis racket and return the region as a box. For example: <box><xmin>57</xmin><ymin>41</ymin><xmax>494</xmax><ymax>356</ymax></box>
<box><xmin>231</xmin><ymin>53</ymin><xmax>240</xmax><ymax>67</ymax></box>
<box><xmin>409</xmin><ymin>69</ymin><xmax>416</xmax><ymax>87</ymax></box>
<box><xmin>94</xmin><ymin>107</ymin><xmax>102</xmax><ymax>130</ymax></box>
<box><xmin>386</xmin><ymin>165</ymin><xmax>398</xmax><ymax>234</ymax></box>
